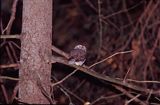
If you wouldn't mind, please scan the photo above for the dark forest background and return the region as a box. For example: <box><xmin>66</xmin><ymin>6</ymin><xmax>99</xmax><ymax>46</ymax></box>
<box><xmin>0</xmin><ymin>0</ymin><xmax>160</xmax><ymax>104</ymax></box>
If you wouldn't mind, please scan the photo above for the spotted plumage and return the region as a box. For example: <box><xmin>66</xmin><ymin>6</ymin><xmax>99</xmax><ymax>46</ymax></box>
<box><xmin>69</xmin><ymin>45</ymin><xmax>86</xmax><ymax>66</ymax></box>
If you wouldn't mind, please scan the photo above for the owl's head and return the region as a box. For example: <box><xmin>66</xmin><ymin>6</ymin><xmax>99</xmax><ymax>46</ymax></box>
<box><xmin>74</xmin><ymin>45</ymin><xmax>86</xmax><ymax>52</ymax></box>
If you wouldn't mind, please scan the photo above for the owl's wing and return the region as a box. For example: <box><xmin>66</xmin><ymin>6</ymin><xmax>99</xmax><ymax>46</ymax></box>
<box><xmin>68</xmin><ymin>59</ymin><xmax>76</xmax><ymax>65</ymax></box>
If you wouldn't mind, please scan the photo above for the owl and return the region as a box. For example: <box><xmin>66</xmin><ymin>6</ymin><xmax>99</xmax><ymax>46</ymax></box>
<box><xmin>69</xmin><ymin>45</ymin><xmax>87</xmax><ymax>66</ymax></box>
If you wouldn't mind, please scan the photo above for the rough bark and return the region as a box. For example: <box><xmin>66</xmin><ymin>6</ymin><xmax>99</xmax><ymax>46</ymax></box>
<box><xmin>19</xmin><ymin>0</ymin><xmax>52</xmax><ymax>104</ymax></box>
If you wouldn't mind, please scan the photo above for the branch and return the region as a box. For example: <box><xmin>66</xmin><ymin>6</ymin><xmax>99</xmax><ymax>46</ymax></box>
<box><xmin>0</xmin><ymin>35</ymin><xmax>20</xmax><ymax>39</ymax></box>
<box><xmin>51</xmin><ymin>45</ymin><xmax>69</xmax><ymax>59</ymax></box>
<box><xmin>51</xmin><ymin>69</ymin><xmax>78</xmax><ymax>87</ymax></box>
<box><xmin>0</xmin><ymin>63</ymin><xmax>19</xmax><ymax>69</ymax></box>
<box><xmin>51</xmin><ymin>76</ymin><xmax>85</xmax><ymax>103</ymax></box>
<box><xmin>51</xmin><ymin>56</ymin><xmax>158</xmax><ymax>96</ymax></box>
<box><xmin>2</xmin><ymin>0</ymin><xmax>18</xmax><ymax>34</ymax></box>
<box><xmin>97</xmin><ymin>0</ymin><xmax>103</xmax><ymax>57</ymax></box>
<box><xmin>113</xmin><ymin>85</ymin><xmax>146</xmax><ymax>105</ymax></box>
<box><xmin>0</xmin><ymin>76</ymin><xmax>19</xmax><ymax>81</ymax></box>
<box><xmin>89</xmin><ymin>50</ymin><xmax>133</xmax><ymax>68</ymax></box>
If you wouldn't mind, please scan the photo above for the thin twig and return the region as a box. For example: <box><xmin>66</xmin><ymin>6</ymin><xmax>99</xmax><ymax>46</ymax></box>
<box><xmin>0</xmin><ymin>63</ymin><xmax>19</xmax><ymax>69</ymax></box>
<box><xmin>51</xmin><ymin>45</ymin><xmax>69</xmax><ymax>59</ymax></box>
<box><xmin>91</xmin><ymin>93</ymin><xmax>124</xmax><ymax>105</ymax></box>
<box><xmin>0</xmin><ymin>76</ymin><xmax>19</xmax><ymax>81</ymax></box>
<box><xmin>51</xmin><ymin>69</ymin><xmax>78</xmax><ymax>87</ymax></box>
<box><xmin>97</xmin><ymin>0</ymin><xmax>103</xmax><ymax>58</ymax></box>
<box><xmin>123</xmin><ymin>67</ymin><xmax>131</xmax><ymax>82</ymax></box>
<box><xmin>125</xmin><ymin>94</ymin><xmax>142</xmax><ymax>105</ymax></box>
<box><xmin>113</xmin><ymin>85</ymin><xmax>146</xmax><ymax>105</ymax></box>
<box><xmin>103</xmin><ymin>0</ymin><xmax>144</xmax><ymax>19</ymax></box>
<box><xmin>155</xmin><ymin>97</ymin><xmax>160</xmax><ymax>102</ymax></box>
<box><xmin>52</xmin><ymin>76</ymin><xmax>85</xmax><ymax>103</ymax></box>
<box><xmin>0</xmin><ymin>82</ymin><xmax>9</xmax><ymax>103</ymax></box>
<box><xmin>124</xmin><ymin>79</ymin><xmax>160</xmax><ymax>84</ymax></box>
<box><xmin>146</xmin><ymin>90</ymin><xmax>152</xmax><ymax>103</ymax></box>
<box><xmin>10</xmin><ymin>82</ymin><xmax>19</xmax><ymax>103</ymax></box>
<box><xmin>59</xmin><ymin>86</ymin><xmax>74</xmax><ymax>105</ymax></box>
<box><xmin>9</xmin><ymin>41</ymin><xmax>21</xmax><ymax>49</ymax></box>
<box><xmin>89</xmin><ymin>50</ymin><xmax>133</xmax><ymax>68</ymax></box>
<box><xmin>2</xmin><ymin>0</ymin><xmax>18</xmax><ymax>34</ymax></box>
<box><xmin>36</xmin><ymin>72</ymin><xmax>54</xmax><ymax>104</ymax></box>
<box><xmin>0</xmin><ymin>35</ymin><xmax>20</xmax><ymax>39</ymax></box>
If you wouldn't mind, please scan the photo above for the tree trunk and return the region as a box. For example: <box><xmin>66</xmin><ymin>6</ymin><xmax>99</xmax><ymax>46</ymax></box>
<box><xmin>19</xmin><ymin>0</ymin><xmax>52</xmax><ymax>104</ymax></box>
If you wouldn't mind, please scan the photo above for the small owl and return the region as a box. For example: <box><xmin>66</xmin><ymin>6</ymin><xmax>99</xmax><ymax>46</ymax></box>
<box><xmin>69</xmin><ymin>45</ymin><xmax>87</xmax><ymax>66</ymax></box>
